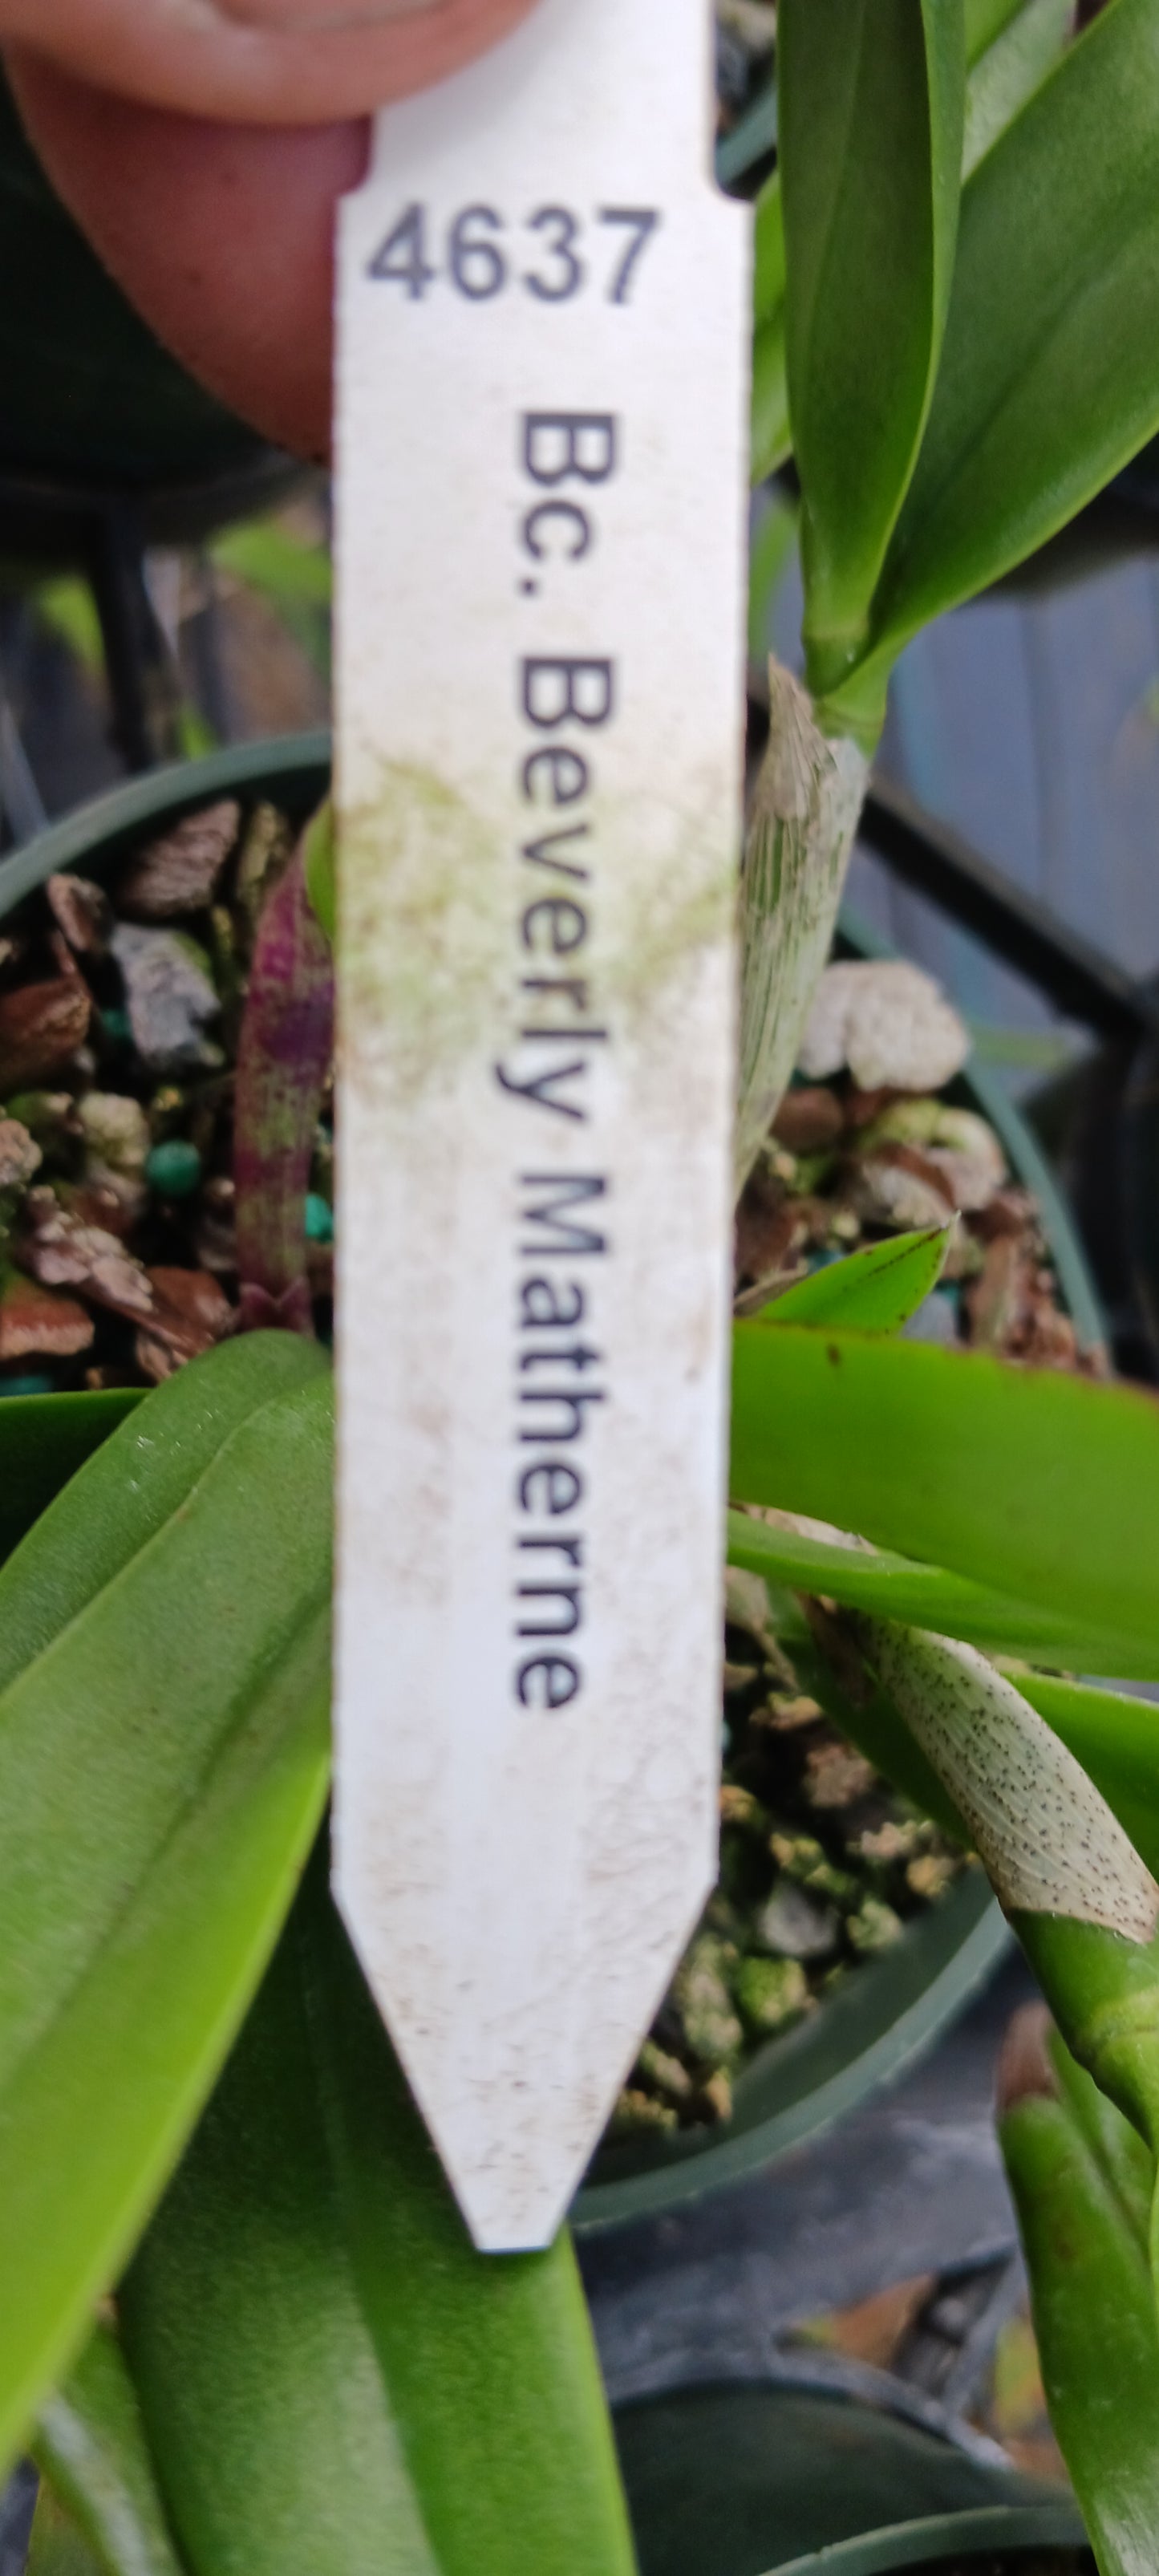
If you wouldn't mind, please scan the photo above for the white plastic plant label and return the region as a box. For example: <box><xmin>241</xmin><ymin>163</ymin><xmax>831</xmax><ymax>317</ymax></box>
<box><xmin>334</xmin><ymin>0</ymin><xmax>751</xmax><ymax>2251</ymax></box>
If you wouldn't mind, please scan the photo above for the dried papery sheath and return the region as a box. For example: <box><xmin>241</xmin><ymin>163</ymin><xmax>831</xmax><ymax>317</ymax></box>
<box><xmin>735</xmin><ymin>659</ymin><xmax>868</xmax><ymax>1195</ymax></box>
<box><xmin>861</xmin><ymin>1619</ymin><xmax>1159</xmax><ymax>1943</ymax></box>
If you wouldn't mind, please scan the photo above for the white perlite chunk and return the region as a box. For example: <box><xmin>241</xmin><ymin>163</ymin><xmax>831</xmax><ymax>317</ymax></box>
<box><xmin>110</xmin><ymin>925</ymin><xmax>220</xmax><ymax>1073</ymax></box>
<box><xmin>799</xmin><ymin>959</ymin><xmax>971</xmax><ymax>1093</ymax></box>
<box><xmin>849</xmin><ymin>1156</ymin><xmax>955</xmax><ymax>1233</ymax></box>
<box><xmin>863</xmin><ymin>1620</ymin><xmax>1159</xmax><ymax>1942</ymax></box>
<box><xmin>78</xmin><ymin>1093</ymin><xmax>149</xmax><ymax>1179</ymax></box>
<box><xmin>0</xmin><ymin>1119</ymin><xmax>41</xmax><ymax>1191</ymax></box>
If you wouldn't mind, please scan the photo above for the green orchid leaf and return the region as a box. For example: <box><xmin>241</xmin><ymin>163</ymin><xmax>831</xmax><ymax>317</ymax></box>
<box><xmin>750</xmin><ymin>176</ymin><xmax>791</xmax><ymax>482</ymax></box>
<box><xmin>27</xmin><ymin>2487</ymin><xmax>106</xmax><ymax>2576</ymax></box>
<box><xmin>962</xmin><ymin>0</ymin><xmax>1075</xmax><ymax>177</ymax></box>
<box><xmin>1013</xmin><ymin>1674</ymin><xmax>1159</xmax><ymax>1880</ymax></box>
<box><xmin>0</xmin><ymin>1333</ymin><xmax>324</xmax><ymax>1697</ymax></box>
<box><xmin>965</xmin><ymin>0</ymin><xmax>1026</xmax><ymax>62</ymax></box>
<box><xmin>0</xmin><ymin>1341</ymin><xmax>334</xmax><ymax>2481</ymax></box>
<box><xmin>301</xmin><ymin>797</ymin><xmax>335</xmax><ymax>947</ymax></box>
<box><xmin>1001</xmin><ymin>2028</ymin><xmax>1159</xmax><ymax>2574</ymax></box>
<box><xmin>751</xmin><ymin>311</ymin><xmax>792</xmax><ymax>485</ymax></box>
<box><xmin>34</xmin><ymin>2325</ymin><xmax>184</xmax><ymax>2576</ymax></box>
<box><xmin>1010</xmin><ymin>1917</ymin><xmax>1159</xmax><ymax>2205</ymax></box>
<box><xmin>731</xmin><ymin>1324</ymin><xmax>1159</xmax><ymax>1674</ymax></box>
<box><xmin>1051</xmin><ymin>2031</ymin><xmax>1157</xmax><ymax>2245</ymax></box>
<box><xmin>779</xmin><ymin>0</ymin><xmax>965</xmax><ymax>693</ymax></box>
<box><xmin>757</xmin><ymin>1224</ymin><xmax>954</xmax><ymax>1334</ymax></box>
<box><xmin>0</xmin><ymin>1390</ymin><xmax>141</xmax><ymax>1569</ymax></box>
<box><xmin>120</xmin><ymin>1847</ymin><xmax>637</xmax><ymax>2576</ymax></box>
<box><xmin>752</xmin><ymin>170</ymin><xmax>785</xmax><ymax>331</ymax></box>
<box><xmin>851</xmin><ymin>0</ymin><xmax>1159</xmax><ymax>721</ymax></box>
<box><xmin>726</xmin><ymin>1510</ymin><xmax>1157</xmax><ymax>1676</ymax></box>
<box><xmin>749</xmin><ymin>0</ymin><xmax>1070</xmax><ymax>500</ymax></box>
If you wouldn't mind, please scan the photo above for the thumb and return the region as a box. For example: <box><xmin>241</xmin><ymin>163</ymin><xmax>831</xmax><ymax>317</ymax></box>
<box><xmin>6</xmin><ymin>48</ymin><xmax>362</xmax><ymax>461</ymax></box>
<box><xmin>3</xmin><ymin>0</ymin><xmax>541</xmax><ymax>460</ymax></box>
<box><xmin>0</xmin><ymin>0</ymin><xmax>540</xmax><ymax>123</ymax></box>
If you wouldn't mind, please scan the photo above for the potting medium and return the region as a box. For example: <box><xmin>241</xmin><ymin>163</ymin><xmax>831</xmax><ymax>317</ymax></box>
<box><xmin>0</xmin><ymin>739</ymin><xmax>1104</xmax><ymax>2228</ymax></box>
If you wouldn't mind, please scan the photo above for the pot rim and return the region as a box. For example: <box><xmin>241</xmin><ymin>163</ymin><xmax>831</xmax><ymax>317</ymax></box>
<box><xmin>768</xmin><ymin>2500</ymin><xmax>1089</xmax><ymax>2574</ymax></box>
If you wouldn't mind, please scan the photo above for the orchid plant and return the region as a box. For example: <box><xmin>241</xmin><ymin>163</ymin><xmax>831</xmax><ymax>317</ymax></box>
<box><xmin>4</xmin><ymin>3</ymin><xmax>1159</xmax><ymax>2570</ymax></box>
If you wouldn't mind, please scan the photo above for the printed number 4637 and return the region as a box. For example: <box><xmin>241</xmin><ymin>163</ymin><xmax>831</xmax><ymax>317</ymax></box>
<box><xmin>368</xmin><ymin>204</ymin><xmax>662</xmax><ymax>306</ymax></box>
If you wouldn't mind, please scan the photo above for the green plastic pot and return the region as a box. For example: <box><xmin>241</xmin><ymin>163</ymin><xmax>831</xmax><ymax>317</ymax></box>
<box><xmin>0</xmin><ymin>739</ymin><xmax>1101</xmax><ymax>2231</ymax></box>
<box><xmin>615</xmin><ymin>2383</ymin><xmax>1090</xmax><ymax>2575</ymax></box>
<box><xmin>0</xmin><ymin>739</ymin><xmax>329</xmax><ymax>918</ymax></box>
<box><xmin>0</xmin><ymin>71</ymin><xmax>292</xmax><ymax>543</ymax></box>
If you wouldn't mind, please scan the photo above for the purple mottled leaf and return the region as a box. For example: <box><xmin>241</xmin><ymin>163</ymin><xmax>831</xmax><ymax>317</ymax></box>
<box><xmin>234</xmin><ymin>839</ymin><xmax>334</xmax><ymax>1335</ymax></box>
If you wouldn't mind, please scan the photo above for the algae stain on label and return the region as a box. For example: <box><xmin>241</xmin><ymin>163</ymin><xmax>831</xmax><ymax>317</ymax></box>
<box><xmin>341</xmin><ymin>764</ymin><xmax>508</xmax><ymax>1108</ymax></box>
